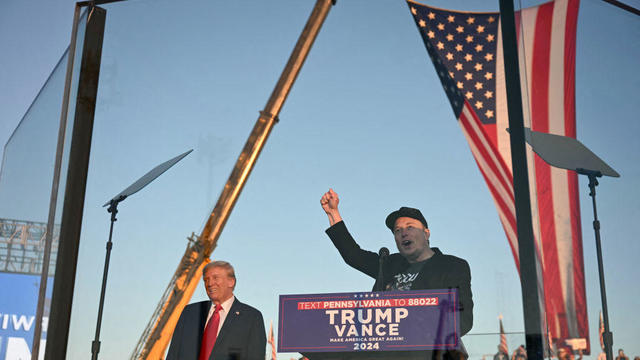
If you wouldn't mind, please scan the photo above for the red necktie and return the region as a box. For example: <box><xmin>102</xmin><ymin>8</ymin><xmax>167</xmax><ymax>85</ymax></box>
<box><xmin>199</xmin><ymin>304</ymin><xmax>222</xmax><ymax>360</ymax></box>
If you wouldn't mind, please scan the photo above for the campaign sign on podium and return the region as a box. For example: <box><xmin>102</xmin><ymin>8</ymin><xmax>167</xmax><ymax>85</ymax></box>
<box><xmin>278</xmin><ymin>289</ymin><xmax>460</xmax><ymax>353</ymax></box>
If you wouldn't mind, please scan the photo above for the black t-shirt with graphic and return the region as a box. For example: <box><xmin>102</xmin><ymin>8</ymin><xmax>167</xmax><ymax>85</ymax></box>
<box><xmin>387</xmin><ymin>259</ymin><xmax>428</xmax><ymax>291</ymax></box>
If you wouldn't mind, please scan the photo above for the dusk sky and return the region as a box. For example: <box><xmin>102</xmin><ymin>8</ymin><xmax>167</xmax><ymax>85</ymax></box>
<box><xmin>1</xmin><ymin>0</ymin><xmax>638</xmax><ymax>359</ymax></box>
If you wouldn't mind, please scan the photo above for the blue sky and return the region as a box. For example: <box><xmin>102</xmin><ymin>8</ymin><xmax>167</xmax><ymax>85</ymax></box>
<box><xmin>0</xmin><ymin>0</ymin><xmax>638</xmax><ymax>359</ymax></box>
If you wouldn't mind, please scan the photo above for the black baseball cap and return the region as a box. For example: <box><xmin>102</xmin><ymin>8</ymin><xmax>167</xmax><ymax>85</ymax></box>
<box><xmin>385</xmin><ymin>207</ymin><xmax>428</xmax><ymax>231</ymax></box>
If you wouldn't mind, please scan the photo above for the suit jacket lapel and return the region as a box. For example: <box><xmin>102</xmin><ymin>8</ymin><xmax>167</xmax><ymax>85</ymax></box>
<box><xmin>199</xmin><ymin>301</ymin><xmax>213</xmax><ymax>344</ymax></box>
<box><xmin>213</xmin><ymin>298</ymin><xmax>241</xmax><ymax>351</ymax></box>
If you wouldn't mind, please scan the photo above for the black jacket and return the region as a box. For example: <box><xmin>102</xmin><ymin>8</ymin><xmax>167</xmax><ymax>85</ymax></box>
<box><xmin>326</xmin><ymin>220</ymin><xmax>473</xmax><ymax>335</ymax></box>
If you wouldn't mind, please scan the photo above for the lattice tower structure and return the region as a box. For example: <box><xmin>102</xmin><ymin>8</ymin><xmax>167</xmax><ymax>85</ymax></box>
<box><xmin>0</xmin><ymin>218</ymin><xmax>59</xmax><ymax>275</ymax></box>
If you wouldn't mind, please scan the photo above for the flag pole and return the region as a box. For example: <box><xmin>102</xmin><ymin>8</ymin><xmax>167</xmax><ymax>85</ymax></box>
<box><xmin>498</xmin><ymin>0</ymin><xmax>544</xmax><ymax>358</ymax></box>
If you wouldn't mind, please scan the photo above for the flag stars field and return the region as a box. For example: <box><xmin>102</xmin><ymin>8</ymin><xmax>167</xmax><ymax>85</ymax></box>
<box><xmin>411</xmin><ymin>3</ymin><xmax>499</xmax><ymax>123</ymax></box>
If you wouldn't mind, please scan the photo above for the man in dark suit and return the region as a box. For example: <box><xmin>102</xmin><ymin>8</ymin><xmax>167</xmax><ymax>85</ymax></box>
<box><xmin>166</xmin><ymin>261</ymin><xmax>266</xmax><ymax>360</ymax></box>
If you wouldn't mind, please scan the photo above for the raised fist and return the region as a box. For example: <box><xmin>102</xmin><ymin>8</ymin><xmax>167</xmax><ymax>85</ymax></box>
<box><xmin>320</xmin><ymin>188</ymin><xmax>339</xmax><ymax>213</ymax></box>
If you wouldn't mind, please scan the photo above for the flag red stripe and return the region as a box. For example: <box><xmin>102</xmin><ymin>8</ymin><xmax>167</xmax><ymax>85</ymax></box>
<box><xmin>459</xmin><ymin>105</ymin><xmax>520</xmax><ymax>270</ymax></box>
<box><xmin>458</xmin><ymin>105</ymin><xmax>516</xmax><ymax>209</ymax></box>
<box><xmin>564</xmin><ymin>0</ymin><xmax>589</xmax><ymax>348</ymax></box>
<box><xmin>530</xmin><ymin>1</ymin><xmax>572</xmax><ymax>342</ymax></box>
<box><xmin>459</xmin><ymin>120</ymin><xmax>515</xmax><ymax>204</ymax></box>
<box><xmin>460</xmin><ymin>104</ymin><xmax>515</xmax><ymax>200</ymax></box>
<box><xmin>499</xmin><ymin>319</ymin><xmax>509</xmax><ymax>354</ymax></box>
<box><xmin>478</xmin><ymin>163</ymin><xmax>521</xmax><ymax>271</ymax></box>
<box><xmin>599</xmin><ymin>312</ymin><xmax>604</xmax><ymax>351</ymax></box>
<box><xmin>564</xmin><ymin>0</ymin><xmax>578</xmax><ymax>139</ymax></box>
<box><xmin>469</xmin><ymin>153</ymin><xmax>517</xmax><ymax>248</ymax></box>
<box><xmin>484</xmin><ymin>123</ymin><xmax>498</xmax><ymax>158</ymax></box>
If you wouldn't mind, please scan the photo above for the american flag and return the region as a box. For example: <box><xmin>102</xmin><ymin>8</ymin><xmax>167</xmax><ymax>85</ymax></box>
<box><xmin>268</xmin><ymin>320</ymin><xmax>277</xmax><ymax>360</ymax></box>
<box><xmin>499</xmin><ymin>316</ymin><xmax>509</xmax><ymax>355</ymax></box>
<box><xmin>598</xmin><ymin>311</ymin><xmax>604</xmax><ymax>351</ymax></box>
<box><xmin>407</xmin><ymin>0</ymin><xmax>589</xmax><ymax>352</ymax></box>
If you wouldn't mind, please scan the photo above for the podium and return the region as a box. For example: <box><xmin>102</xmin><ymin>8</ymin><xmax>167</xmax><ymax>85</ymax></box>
<box><xmin>302</xmin><ymin>349</ymin><xmax>466</xmax><ymax>360</ymax></box>
<box><xmin>278</xmin><ymin>290</ymin><xmax>464</xmax><ymax>360</ymax></box>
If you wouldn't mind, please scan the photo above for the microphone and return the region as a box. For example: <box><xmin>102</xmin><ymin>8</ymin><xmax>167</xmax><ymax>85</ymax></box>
<box><xmin>373</xmin><ymin>247</ymin><xmax>389</xmax><ymax>292</ymax></box>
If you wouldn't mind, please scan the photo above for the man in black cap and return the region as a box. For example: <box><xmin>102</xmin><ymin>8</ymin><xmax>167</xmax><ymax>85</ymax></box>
<box><xmin>320</xmin><ymin>188</ymin><xmax>473</xmax><ymax>336</ymax></box>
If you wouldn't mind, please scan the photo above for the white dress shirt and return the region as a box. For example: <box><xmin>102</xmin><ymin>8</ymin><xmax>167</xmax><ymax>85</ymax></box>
<box><xmin>205</xmin><ymin>295</ymin><xmax>235</xmax><ymax>336</ymax></box>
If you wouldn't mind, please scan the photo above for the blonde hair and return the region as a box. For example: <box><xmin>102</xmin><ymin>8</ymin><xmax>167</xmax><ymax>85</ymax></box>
<box><xmin>203</xmin><ymin>260</ymin><xmax>236</xmax><ymax>288</ymax></box>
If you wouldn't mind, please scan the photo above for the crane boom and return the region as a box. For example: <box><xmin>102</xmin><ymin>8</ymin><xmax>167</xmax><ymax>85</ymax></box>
<box><xmin>131</xmin><ymin>1</ymin><xmax>335</xmax><ymax>358</ymax></box>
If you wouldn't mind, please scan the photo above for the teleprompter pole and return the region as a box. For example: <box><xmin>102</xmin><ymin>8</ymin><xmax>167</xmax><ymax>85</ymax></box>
<box><xmin>498</xmin><ymin>0</ymin><xmax>544</xmax><ymax>358</ymax></box>
<box><xmin>91</xmin><ymin>199</ymin><xmax>122</xmax><ymax>360</ymax></box>
<box><xmin>578</xmin><ymin>169</ymin><xmax>614</xmax><ymax>360</ymax></box>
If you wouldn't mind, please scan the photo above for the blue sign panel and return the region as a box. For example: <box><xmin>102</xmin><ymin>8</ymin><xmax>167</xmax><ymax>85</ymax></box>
<box><xmin>0</xmin><ymin>272</ymin><xmax>52</xmax><ymax>360</ymax></box>
<box><xmin>278</xmin><ymin>289</ymin><xmax>460</xmax><ymax>353</ymax></box>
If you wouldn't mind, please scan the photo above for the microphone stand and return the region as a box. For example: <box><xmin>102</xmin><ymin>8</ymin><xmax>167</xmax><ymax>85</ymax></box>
<box><xmin>373</xmin><ymin>247</ymin><xmax>389</xmax><ymax>292</ymax></box>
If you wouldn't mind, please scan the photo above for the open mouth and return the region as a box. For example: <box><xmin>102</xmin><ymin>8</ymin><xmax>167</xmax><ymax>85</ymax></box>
<box><xmin>401</xmin><ymin>240</ymin><xmax>412</xmax><ymax>247</ymax></box>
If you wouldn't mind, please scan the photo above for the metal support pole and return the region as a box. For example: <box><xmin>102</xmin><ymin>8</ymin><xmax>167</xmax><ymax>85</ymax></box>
<box><xmin>31</xmin><ymin>4</ymin><xmax>83</xmax><ymax>359</ymax></box>
<box><xmin>498</xmin><ymin>0</ymin><xmax>544</xmax><ymax>358</ymax></box>
<box><xmin>45</xmin><ymin>5</ymin><xmax>106</xmax><ymax>360</ymax></box>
